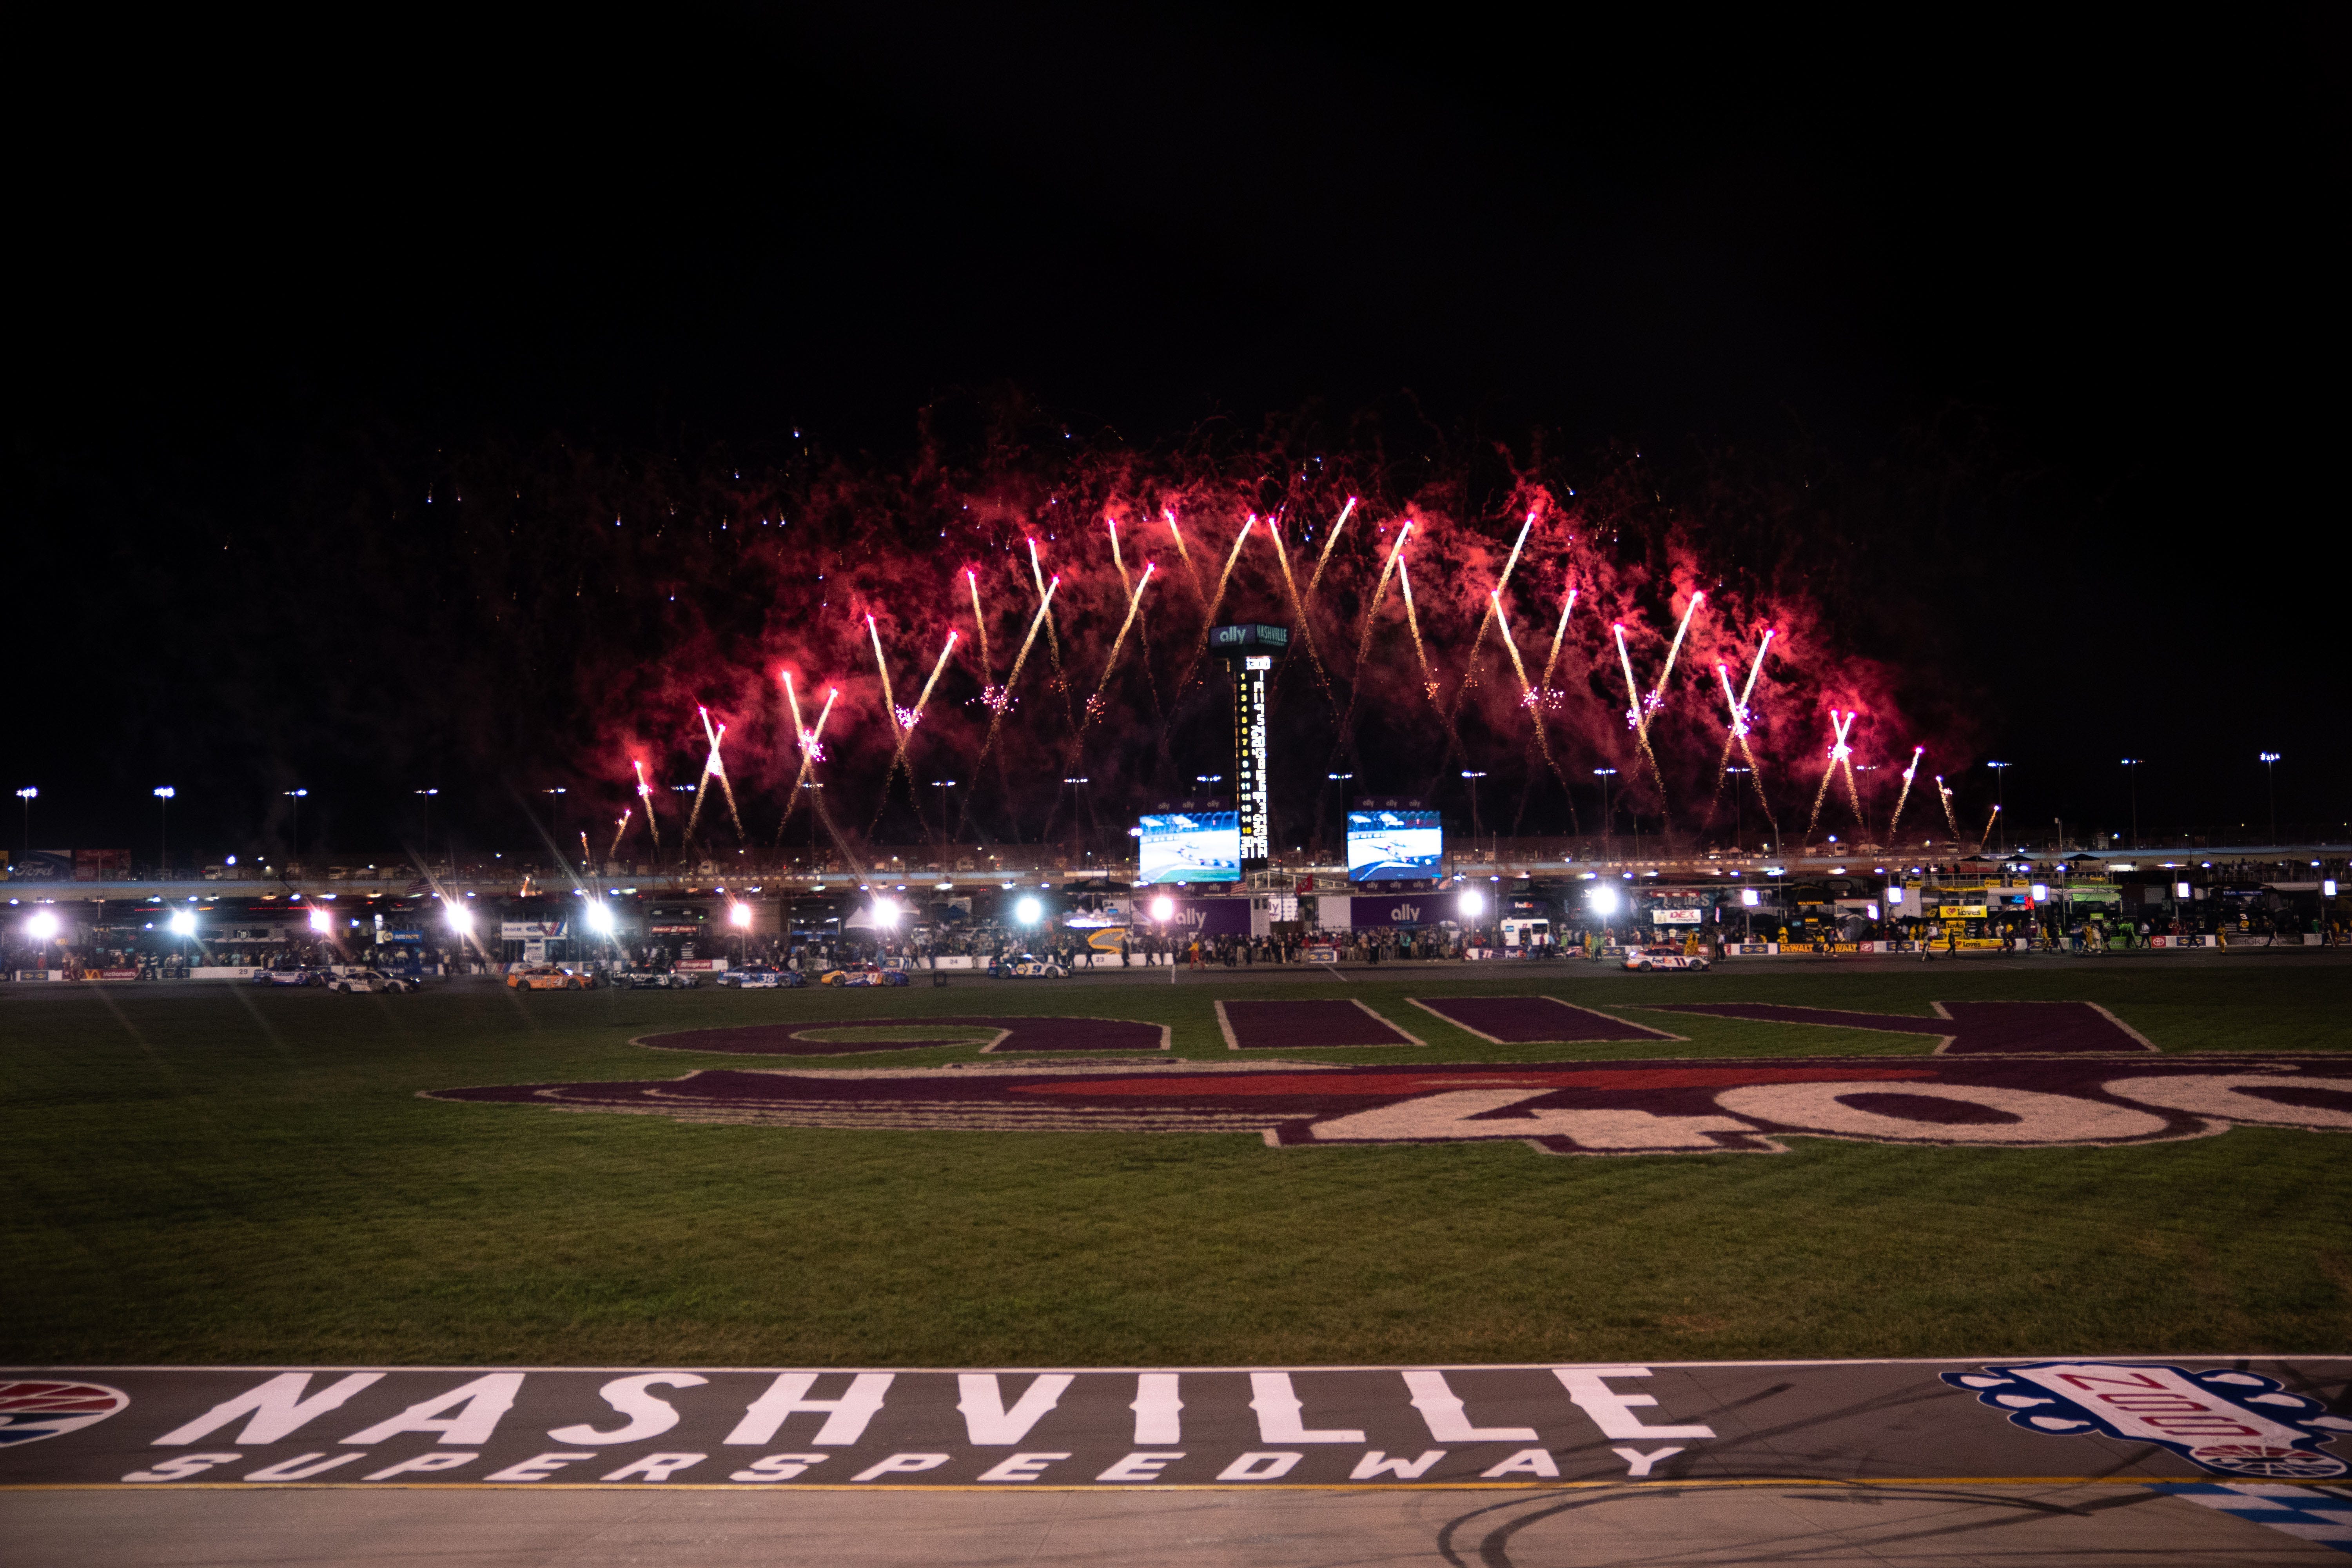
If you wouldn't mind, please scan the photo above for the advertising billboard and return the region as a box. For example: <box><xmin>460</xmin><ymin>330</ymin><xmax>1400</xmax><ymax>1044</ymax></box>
<box><xmin>1346</xmin><ymin>810</ymin><xmax>1443</xmax><ymax>882</ymax></box>
<box><xmin>1137</xmin><ymin>813</ymin><xmax>1241</xmax><ymax>884</ymax></box>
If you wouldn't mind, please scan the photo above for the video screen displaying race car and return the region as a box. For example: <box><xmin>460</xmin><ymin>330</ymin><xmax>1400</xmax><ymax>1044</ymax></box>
<box><xmin>1347</xmin><ymin>809</ymin><xmax>1444</xmax><ymax>882</ymax></box>
<box><xmin>1137</xmin><ymin>812</ymin><xmax>1241</xmax><ymax>884</ymax></box>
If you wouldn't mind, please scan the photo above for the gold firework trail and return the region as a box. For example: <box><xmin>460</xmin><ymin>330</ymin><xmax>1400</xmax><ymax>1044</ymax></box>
<box><xmin>1304</xmin><ymin>495</ymin><xmax>1356</xmax><ymax>607</ymax></box>
<box><xmin>1651</xmin><ymin>591</ymin><xmax>1705</xmax><ymax>705</ymax></box>
<box><xmin>1165</xmin><ymin>508</ymin><xmax>1205</xmax><ymax>603</ymax></box>
<box><xmin>692</xmin><ymin>705</ymin><xmax>745</xmax><ymax>843</ymax></box>
<box><xmin>1170</xmin><ymin>515</ymin><xmax>1256</xmax><ymax>697</ymax></box>
<box><xmin>1978</xmin><ymin>805</ymin><xmax>2001</xmax><ymax>852</ymax></box>
<box><xmin>1088</xmin><ymin>564</ymin><xmax>1156</xmax><ymax>713</ymax></box>
<box><xmin>1613</xmin><ymin>621</ymin><xmax>1671</xmax><ymax>813</ymax></box>
<box><xmin>866</xmin><ymin>615</ymin><xmax>901</xmax><ymax>747</ymax></box>
<box><xmin>1936</xmin><ymin>775</ymin><xmax>1963</xmax><ymax>840</ymax></box>
<box><xmin>1263</xmin><ymin>516</ymin><xmax>1334</xmax><ymax>706</ymax></box>
<box><xmin>1490</xmin><ymin>586</ymin><xmax>1573</xmax><ymax>799</ymax></box>
<box><xmin>873</xmin><ymin>632</ymin><xmax>960</xmax><ymax>833</ymax></box>
<box><xmin>772</xmin><ymin>674</ymin><xmax>838</xmax><ymax>841</ymax></box>
<box><xmin>1886</xmin><ymin>746</ymin><xmax>1926</xmax><ymax>839</ymax></box>
<box><xmin>1027</xmin><ymin>537</ymin><xmax>1077</xmax><ymax>735</ymax></box>
<box><xmin>1804</xmin><ymin>709</ymin><xmax>1857</xmax><ymax>842</ymax></box>
<box><xmin>1448</xmin><ymin>509</ymin><xmax>1538</xmax><ymax>717</ymax></box>
<box><xmin>965</xmin><ymin>569</ymin><xmax>993</xmax><ymax>682</ymax></box>
<box><xmin>1324</xmin><ymin>522</ymin><xmax>1413</xmax><ymax>776</ymax></box>
<box><xmin>631</xmin><ymin>759</ymin><xmax>661</xmax><ymax>850</ymax></box>
<box><xmin>962</xmin><ymin>576</ymin><xmax>1060</xmax><ymax>833</ymax></box>
<box><xmin>606</xmin><ymin>808</ymin><xmax>632</xmax><ymax>861</ymax></box>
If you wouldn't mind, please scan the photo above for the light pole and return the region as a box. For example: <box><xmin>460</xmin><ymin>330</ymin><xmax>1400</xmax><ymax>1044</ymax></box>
<box><xmin>1327</xmin><ymin>772</ymin><xmax>1353</xmax><ymax>862</ymax></box>
<box><xmin>1461</xmin><ymin>770</ymin><xmax>1488</xmax><ymax>858</ymax></box>
<box><xmin>16</xmin><ymin>786</ymin><xmax>35</xmax><ymax>857</ymax></box>
<box><xmin>282</xmin><ymin>789</ymin><xmax>308</xmax><ymax>872</ymax></box>
<box><xmin>2119</xmin><ymin>759</ymin><xmax>2141</xmax><ymax>849</ymax></box>
<box><xmin>930</xmin><ymin>780</ymin><xmax>956</xmax><ymax>848</ymax></box>
<box><xmin>1062</xmin><ymin>777</ymin><xmax>1089</xmax><ymax>866</ymax></box>
<box><xmin>800</xmin><ymin>782</ymin><xmax>824</xmax><ymax>865</ymax></box>
<box><xmin>1986</xmin><ymin>762</ymin><xmax>2010</xmax><ymax>852</ymax></box>
<box><xmin>2259</xmin><ymin>753</ymin><xmax>2280</xmax><ymax>844</ymax></box>
<box><xmin>1593</xmin><ymin>769</ymin><xmax>1617</xmax><ymax>859</ymax></box>
<box><xmin>1725</xmin><ymin>766</ymin><xmax>1749</xmax><ymax>850</ymax></box>
<box><xmin>415</xmin><ymin>789</ymin><xmax>439</xmax><ymax>867</ymax></box>
<box><xmin>152</xmin><ymin>787</ymin><xmax>175</xmax><ymax>873</ymax></box>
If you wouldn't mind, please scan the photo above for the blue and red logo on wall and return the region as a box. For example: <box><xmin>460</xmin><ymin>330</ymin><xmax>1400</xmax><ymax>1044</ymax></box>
<box><xmin>0</xmin><ymin>1380</ymin><xmax>131</xmax><ymax>1448</ymax></box>
<box><xmin>1944</xmin><ymin>1362</ymin><xmax>2351</xmax><ymax>1479</ymax></box>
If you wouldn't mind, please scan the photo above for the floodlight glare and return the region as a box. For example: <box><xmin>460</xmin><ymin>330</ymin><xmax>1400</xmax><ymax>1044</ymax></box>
<box><xmin>584</xmin><ymin>903</ymin><xmax>615</xmax><ymax>935</ymax></box>
<box><xmin>26</xmin><ymin>910</ymin><xmax>60</xmax><ymax>942</ymax></box>
<box><xmin>1015</xmin><ymin>896</ymin><xmax>1043</xmax><ymax>926</ymax></box>
<box><xmin>444</xmin><ymin>901</ymin><xmax>472</xmax><ymax>934</ymax></box>
<box><xmin>871</xmin><ymin>897</ymin><xmax>901</xmax><ymax>930</ymax></box>
<box><xmin>1457</xmin><ymin>888</ymin><xmax>1486</xmax><ymax>917</ymax></box>
<box><xmin>307</xmin><ymin>907</ymin><xmax>332</xmax><ymax>932</ymax></box>
<box><xmin>1588</xmin><ymin>884</ymin><xmax>1621</xmax><ymax>916</ymax></box>
<box><xmin>729</xmin><ymin>903</ymin><xmax>753</xmax><ymax>929</ymax></box>
<box><xmin>167</xmin><ymin>910</ymin><xmax>197</xmax><ymax>937</ymax></box>
<box><xmin>1149</xmin><ymin>895</ymin><xmax>1175</xmax><ymax>922</ymax></box>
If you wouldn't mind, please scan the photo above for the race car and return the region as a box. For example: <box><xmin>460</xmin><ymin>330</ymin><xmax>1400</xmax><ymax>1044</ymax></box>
<box><xmin>998</xmin><ymin>952</ymin><xmax>1069</xmax><ymax>979</ymax></box>
<box><xmin>328</xmin><ymin>967</ymin><xmax>420</xmax><ymax>994</ymax></box>
<box><xmin>507</xmin><ymin>965</ymin><xmax>596</xmax><ymax>991</ymax></box>
<box><xmin>614</xmin><ymin>966</ymin><xmax>700</xmax><ymax>990</ymax></box>
<box><xmin>715</xmin><ymin>965</ymin><xmax>802</xmax><ymax>989</ymax></box>
<box><xmin>1622</xmin><ymin>946</ymin><xmax>1710</xmax><ymax>973</ymax></box>
<box><xmin>251</xmin><ymin>966</ymin><xmax>322</xmax><ymax>987</ymax></box>
<box><xmin>819</xmin><ymin>962</ymin><xmax>909</xmax><ymax>987</ymax></box>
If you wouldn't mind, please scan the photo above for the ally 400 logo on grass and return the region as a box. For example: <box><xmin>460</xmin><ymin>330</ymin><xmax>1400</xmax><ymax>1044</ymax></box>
<box><xmin>427</xmin><ymin>1000</ymin><xmax>2352</xmax><ymax>1158</ymax></box>
<box><xmin>1945</xmin><ymin>1363</ymin><xmax>2352</xmax><ymax>1479</ymax></box>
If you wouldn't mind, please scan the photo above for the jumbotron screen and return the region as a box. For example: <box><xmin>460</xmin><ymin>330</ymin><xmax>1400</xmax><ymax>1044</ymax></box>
<box><xmin>1347</xmin><ymin>809</ymin><xmax>1444</xmax><ymax>882</ymax></box>
<box><xmin>1137</xmin><ymin>812</ymin><xmax>1242</xmax><ymax>884</ymax></box>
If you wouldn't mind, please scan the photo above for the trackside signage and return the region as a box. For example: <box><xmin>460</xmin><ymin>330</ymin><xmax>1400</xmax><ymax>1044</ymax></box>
<box><xmin>2</xmin><ymin>1361</ymin><xmax>2341</xmax><ymax>1489</ymax></box>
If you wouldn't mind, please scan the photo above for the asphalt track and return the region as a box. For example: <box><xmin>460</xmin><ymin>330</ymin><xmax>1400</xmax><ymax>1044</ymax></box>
<box><xmin>5</xmin><ymin>1359</ymin><xmax>2348</xmax><ymax>1563</ymax></box>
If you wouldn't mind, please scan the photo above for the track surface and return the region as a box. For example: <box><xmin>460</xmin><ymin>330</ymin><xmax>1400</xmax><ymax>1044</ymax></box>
<box><xmin>5</xmin><ymin>1359</ymin><xmax>2347</xmax><ymax>1562</ymax></box>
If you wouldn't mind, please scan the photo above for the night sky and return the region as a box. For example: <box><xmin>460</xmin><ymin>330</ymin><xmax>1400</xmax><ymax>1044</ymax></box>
<box><xmin>9</xmin><ymin>12</ymin><xmax>2339</xmax><ymax>861</ymax></box>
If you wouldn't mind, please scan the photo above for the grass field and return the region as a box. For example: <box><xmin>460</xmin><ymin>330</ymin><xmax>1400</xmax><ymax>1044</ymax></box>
<box><xmin>4</xmin><ymin>962</ymin><xmax>2348</xmax><ymax>1368</ymax></box>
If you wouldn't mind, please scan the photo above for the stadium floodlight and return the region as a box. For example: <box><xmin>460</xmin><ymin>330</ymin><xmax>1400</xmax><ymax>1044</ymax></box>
<box><xmin>443</xmin><ymin>900</ymin><xmax>472</xmax><ymax>935</ymax></box>
<box><xmin>1457</xmin><ymin>887</ymin><xmax>1486</xmax><ymax>917</ymax></box>
<box><xmin>167</xmin><ymin>910</ymin><xmax>197</xmax><ymax>938</ymax></box>
<box><xmin>26</xmin><ymin>909</ymin><xmax>60</xmax><ymax>942</ymax></box>
<box><xmin>1015</xmin><ymin>896</ymin><xmax>1042</xmax><ymax>926</ymax></box>
<box><xmin>1149</xmin><ymin>895</ymin><xmax>1174</xmax><ymax>922</ymax></box>
<box><xmin>584</xmin><ymin>903</ymin><xmax>615</xmax><ymax>935</ymax></box>
<box><xmin>1588</xmin><ymin>884</ymin><xmax>1621</xmax><ymax>916</ymax></box>
<box><xmin>871</xmin><ymin>897</ymin><xmax>901</xmax><ymax>930</ymax></box>
<box><xmin>307</xmin><ymin>906</ymin><xmax>332</xmax><ymax>932</ymax></box>
<box><xmin>729</xmin><ymin>903</ymin><xmax>753</xmax><ymax>929</ymax></box>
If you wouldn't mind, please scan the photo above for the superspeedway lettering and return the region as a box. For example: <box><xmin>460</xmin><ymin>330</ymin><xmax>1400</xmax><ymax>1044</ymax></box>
<box><xmin>11</xmin><ymin>1360</ymin><xmax>2344</xmax><ymax>1488</ymax></box>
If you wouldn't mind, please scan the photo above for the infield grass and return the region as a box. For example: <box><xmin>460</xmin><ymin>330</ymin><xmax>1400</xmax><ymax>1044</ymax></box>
<box><xmin>4</xmin><ymin>960</ymin><xmax>2348</xmax><ymax>1367</ymax></box>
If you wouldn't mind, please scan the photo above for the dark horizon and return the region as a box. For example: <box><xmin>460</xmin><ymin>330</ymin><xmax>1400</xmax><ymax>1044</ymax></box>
<box><xmin>7</xmin><ymin>11</ymin><xmax>2339</xmax><ymax>860</ymax></box>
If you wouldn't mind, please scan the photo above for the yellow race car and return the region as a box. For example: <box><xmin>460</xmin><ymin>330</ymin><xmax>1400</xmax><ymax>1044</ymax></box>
<box><xmin>506</xmin><ymin>965</ymin><xmax>595</xmax><ymax>991</ymax></box>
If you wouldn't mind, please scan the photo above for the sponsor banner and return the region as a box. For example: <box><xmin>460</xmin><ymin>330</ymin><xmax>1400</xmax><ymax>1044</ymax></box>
<box><xmin>1655</xmin><ymin>909</ymin><xmax>1704</xmax><ymax>926</ymax></box>
<box><xmin>1304</xmin><ymin>946</ymin><xmax>1340</xmax><ymax>964</ymax></box>
<box><xmin>1735</xmin><ymin>943</ymin><xmax>1777</xmax><ymax>955</ymax></box>
<box><xmin>1350</xmin><ymin>895</ymin><xmax>1435</xmax><ymax>928</ymax></box>
<box><xmin>97</xmin><ymin>968</ymin><xmax>141</xmax><ymax>980</ymax></box>
<box><xmin>500</xmin><ymin>922</ymin><xmax>567</xmax><ymax>941</ymax></box>
<box><xmin>1154</xmin><ymin>898</ymin><xmax>1250</xmax><ymax>939</ymax></box>
<box><xmin>672</xmin><ymin>959</ymin><xmax>730</xmax><ymax>973</ymax></box>
<box><xmin>2151</xmin><ymin>935</ymin><xmax>2217</xmax><ymax>949</ymax></box>
<box><xmin>1</xmin><ymin>1359</ymin><xmax>2340</xmax><ymax>1490</ymax></box>
<box><xmin>426</xmin><ymin>1049</ymin><xmax>2352</xmax><ymax>1157</ymax></box>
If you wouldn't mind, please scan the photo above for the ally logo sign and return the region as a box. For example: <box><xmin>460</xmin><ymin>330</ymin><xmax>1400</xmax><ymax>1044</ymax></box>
<box><xmin>1945</xmin><ymin>1363</ymin><xmax>2352</xmax><ymax>1479</ymax></box>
